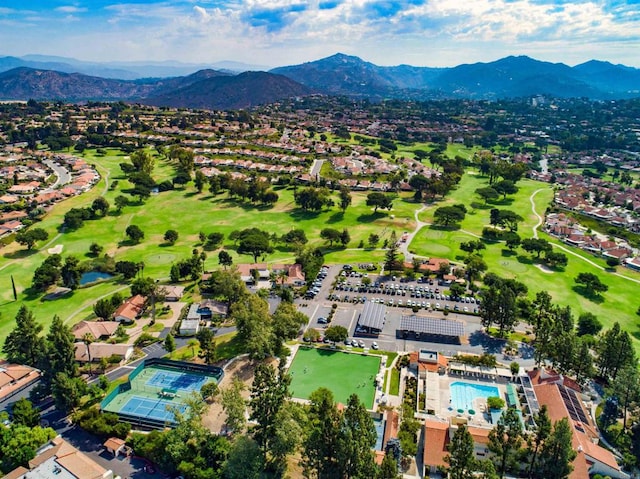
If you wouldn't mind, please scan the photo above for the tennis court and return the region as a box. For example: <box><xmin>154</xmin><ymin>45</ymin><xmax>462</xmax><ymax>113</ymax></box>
<box><xmin>146</xmin><ymin>369</ymin><xmax>208</xmax><ymax>392</ymax></box>
<box><xmin>288</xmin><ymin>347</ymin><xmax>381</xmax><ymax>409</ymax></box>
<box><xmin>101</xmin><ymin>358</ymin><xmax>224</xmax><ymax>428</ymax></box>
<box><xmin>120</xmin><ymin>395</ymin><xmax>187</xmax><ymax>422</ymax></box>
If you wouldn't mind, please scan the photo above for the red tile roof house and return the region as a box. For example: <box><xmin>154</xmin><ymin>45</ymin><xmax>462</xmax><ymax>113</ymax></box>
<box><xmin>533</xmin><ymin>382</ymin><xmax>628</xmax><ymax>479</ymax></box>
<box><xmin>3</xmin><ymin>436</ymin><xmax>113</xmax><ymax>479</ymax></box>
<box><xmin>74</xmin><ymin>342</ymin><xmax>134</xmax><ymax>366</ymax></box>
<box><xmin>0</xmin><ymin>220</ymin><xmax>25</xmax><ymax>236</ymax></box>
<box><xmin>0</xmin><ymin>362</ymin><xmax>42</xmax><ymax>411</ymax></box>
<box><xmin>112</xmin><ymin>295</ymin><xmax>146</xmax><ymax>323</ymax></box>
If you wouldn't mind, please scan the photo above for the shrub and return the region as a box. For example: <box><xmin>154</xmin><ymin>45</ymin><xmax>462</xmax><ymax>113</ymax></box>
<box><xmin>75</xmin><ymin>408</ymin><xmax>130</xmax><ymax>439</ymax></box>
<box><xmin>487</xmin><ymin>396</ymin><xmax>505</xmax><ymax>410</ymax></box>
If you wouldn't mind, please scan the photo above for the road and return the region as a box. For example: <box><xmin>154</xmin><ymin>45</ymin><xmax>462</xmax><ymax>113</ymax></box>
<box><xmin>42</xmin><ymin>158</ymin><xmax>72</xmax><ymax>190</ymax></box>
<box><xmin>529</xmin><ymin>187</ymin><xmax>640</xmax><ymax>285</ymax></box>
<box><xmin>309</xmin><ymin>158</ymin><xmax>324</xmax><ymax>178</ymax></box>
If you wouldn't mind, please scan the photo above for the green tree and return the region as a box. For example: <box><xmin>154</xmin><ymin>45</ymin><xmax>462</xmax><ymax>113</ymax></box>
<box><xmin>221</xmin><ymin>378</ymin><xmax>247</xmax><ymax>435</ymax></box>
<box><xmin>45</xmin><ymin>315</ymin><xmax>77</xmax><ymax>385</ymax></box>
<box><xmin>596</xmin><ymin>322</ymin><xmax>635</xmax><ymax>380</ymax></box>
<box><xmin>521</xmin><ymin>238</ymin><xmax>552</xmax><ymax>258</ymax></box>
<box><xmin>249</xmin><ymin>363</ymin><xmax>291</xmax><ymax>466</ymax></box>
<box><xmin>114</xmin><ymin>195</ymin><xmax>128</xmax><ymax>212</ymax></box>
<box><xmin>504</xmin><ymin>232</ymin><xmax>521</xmax><ymax>250</ymax></box>
<box><xmin>324</xmin><ymin>325</ymin><xmax>348</xmax><ymax>344</ymax></box>
<box><xmin>15</xmin><ymin>227</ymin><xmax>49</xmax><ymax>250</ymax></box>
<box><xmin>339</xmin><ymin>394</ymin><xmax>377</xmax><ymax>479</ymax></box>
<box><xmin>164</xmin><ymin>229</ymin><xmax>179</xmax><ymax>245</ymax></box>
<box><xmin>125</xmin><ymin>224</ymin><xmax>145</xmax><ymax>243</ymax></box>
<box><xmin>11</xmin><ymin>398</ymin><xmax>40</xmax><ymax>428</ymax></box>
<box><xmin>366</xmin><ymin>192</ymin><xmax>394</xmax><ymax>213</ymax></box>
<box><xmin>200</xmin><ymin>382</ymin><xmax>219</xmax><ymax>403</ymax></box>
<box><xmin>223</xmin><ymin>435</ymin><xmax>263</xmax><ymax>479</ymax></box>
<box><xmin>31</xmin><ymin>254</ymin><xmax>62</xmax><ymax>291</ymax></box>
<box><xmin>445</xmin><ymin>424</ymin><xmax>477</xmax><ymax>479</ymax></box>
<box><xmin>272</xmin><ymin>302</ymin><xmax>308</xmax><ymax>342</ymax></box>
<box><xmin>384</xmin><ymin>231</ymin><xmax>402</xmax><ymax>271</ymax></box>
<box><xmin>576</xmin><ymin>312</ymin><xmax>602</xmax><ymax>336</ymax></box>
<box><xmin>610</xmin><ymin>364</ymin><xmax>640</xmax><ymax>430</ymax></box>
<box><xmin>378</xmin><ymin>453</ymin><xmax>401</xmax><ymax>479</ymax></box>
<box><xmin>230</xmin><ymin>295</ymin><xmax>275</xmax><ymax>359</ymax></box>
<box><xmin>203</xmin><ymin>269</ymin><xmax>247</xmax><ymax>306</ymax></box>
<box><xmin>237</xmin><ymin>229</ymin><xmax>273</xmax><ymax>263</ymax></box>
<box><xmin>60</xmin><ymin>255</ymin><xmax>82</xmax><ymax>290</ymax></box>
<box><xmin>493</xmin><ymin>180</ymin><xmax>518</xmax><ymax>199</ymax></box>
<box><xmin>196</xmin><ymin>328</ymin><xmax>218</xmax><ymax>365</ymax></box>
<box><xmin>218</xmin><ymin>250</ymin><xmax>233</xmax><ymax>269</ymax></box>
<box><xmin>488</xmin><ymin>407</ymin><xmax>523</xmax><ymax>478</ymax></box>
<box><xmin>475</xmin><ymin>186</ymin><xmax>499</xmax><ymax>204</ymax></box>
<box><xmin>320</xmin><ymin>228</ymin><xmax>342</xmax><ymax>246</ymax></box>
<box><xmin>302</xmin><ymin>388</ymin><xmax>342</xmax><ymax>479</ymax></box>
<box><xmin>91</xmin><ymin>196</ymin><xmax>110</xmax><ymax>216</ymax></box>
<box><xmin>130</xmin><ymin>149</ymin><xmax>155</xmax><ymax>174</ymax></box>
<box><xmin>0</xmin><ymin>424</ymin><xmax>56</xmax><ymax>474</ymax></box>
<box><xmin>535</xmin><ymin>418</ymin><xmax>576</xmax><ymax>479</ymax></box>
<box><xmin>339</xmin><ymin>186</ymin><xmax>352</xmax><ymax>212</ymax></box>
<box><xmin>434</xmin><ymin>206</ymin><xmax>466</xmax><ymax>226</ymax></box>
<box><xmin>574</xmin><ymin>272</ymin><xmax>608</xmax><ymax>295</ymax></box>
<box><xmin>89</xmin><ymin>242</ymin><xmax>103</xmax><ymax>256</ymax></box>
<box><xmin>164</xmin><ymin>333</ymin><xmax>176</xmax><ymax>355</ymax></box>
<box><xmin>51</xmin><ymin>372</ymin><xmax>87</xmax><ymax>413</ymax></box>
<box><xmin>2</xmin><ymin>306</ymin><xmax>46</xmax><ymax>367</ymax></box>
<box><xmin>194</xmin><ymin>169</ymin><xmax>207</xmax><ymax>193</ymax></box>
<box><xmin>525</xmin><ymin>405</ymin><xmax>552</xmax><ymax>479</ymax></box>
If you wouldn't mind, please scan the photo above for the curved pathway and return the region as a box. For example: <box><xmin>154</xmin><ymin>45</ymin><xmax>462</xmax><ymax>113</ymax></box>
<box><xmin>397</xmin><ymin>204</ymin><xmax>428</xmax><ymax>261</ymax></box>
<box><xmin>529</xmin><ymin>187</ymin><xmax>640</xmax><ymax>285</ymax></box>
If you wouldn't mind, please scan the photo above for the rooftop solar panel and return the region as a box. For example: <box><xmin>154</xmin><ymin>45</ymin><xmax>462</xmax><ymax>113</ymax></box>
<box><xmin>358</xmin><ymin>301</ymin><xmax>387</xmax><ymax>331</ymax></box>
<box><xmin>399</xmin><ymin>315</ymin><xmax>464</xmax><ymax>337</ymax></box>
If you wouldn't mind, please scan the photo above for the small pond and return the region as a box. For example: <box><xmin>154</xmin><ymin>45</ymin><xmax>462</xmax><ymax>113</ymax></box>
<box><xmin>79</xmin><ymin>271</ymin><xmax>114</xmax><ymax>285</ymax></box>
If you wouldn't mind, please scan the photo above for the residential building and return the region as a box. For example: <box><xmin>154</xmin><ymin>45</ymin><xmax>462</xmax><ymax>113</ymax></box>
<box><xmin>112</xmin><ymin>295</ymin><xmax>146</xmax><ymax>323</ymax></box>
<box><xmin>0</xmin><ymin>362</ymin><xmax>41</xmax><ymax>411</ymax></box>
<box><xmin>2</xmin><ymin>436</ymin><xmax>113</xmax><ymax>479</ymax></box>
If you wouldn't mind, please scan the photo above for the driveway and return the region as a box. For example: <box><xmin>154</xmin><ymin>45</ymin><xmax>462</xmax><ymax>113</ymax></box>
<box><xmin>41</xmin><ymin>410</ymin><xmax>160</xmax><ymax>479</ymax></box>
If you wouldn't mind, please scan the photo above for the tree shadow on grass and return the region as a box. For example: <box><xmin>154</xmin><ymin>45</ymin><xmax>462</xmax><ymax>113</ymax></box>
<box><xmin>183</xmin><ymin>191</ymin><xmax>200</xmax><ymax>198</ymax></box>
<box><xmin>356</xmin><ymin>211</ymin><xmax>386</xmax><ymax>223</ymax></box>
<box><xmin>470</xmin><ymin>201</ymin><xmax>491</xmax><ymax>210</ymax></box>
<box><xmin>516</xmin><ymin>255</ymin><xmax>534</xmax><ymax>265</ymax></box>
<box><xmin>289</xmin><ymin>209</ymin><xmax>322</xmax><ymax>221</ymax></box>
<box><xmin>428</xmin><ymin>224</ymin><xmax>461</xmax><ymax>231</ymax></box>
<box><xmin>572</xmin><ymin>285</ymin><xmax>605</xmax><ymax>304</ymax></box>
<box><xmin>326</xmin><ymin>212</ymin><xmax>344</xmax><ymax>224</ymax></box>
<box><xmin>494</xmin><ymin>197</ymin><xmax>515</xmax><ymax>206</ymax></box>
<box><xmin>118</xmin><ymin>239</ymin><xmax>139</xmax><ymax>248</ymax></box>
<box><xmin>501</xmin><ymin>249</ymin><xmax>517</xmax><ymax>257</ymax></box>
<box><xmin>3</xmin><ymin>249</ymin><xmax>38</xmax><ymax>260</ymax></box>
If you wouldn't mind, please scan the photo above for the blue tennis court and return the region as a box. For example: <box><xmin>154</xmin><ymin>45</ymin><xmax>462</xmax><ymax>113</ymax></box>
<box><xmin>120</xmin><ymin>395</ymin><xmax>187</xmax><ymax>422</ymax></box>
<box><xmin>146</xmin><ymin>369</ymin><xmax>208</xmax><ymax>392</ymax></box>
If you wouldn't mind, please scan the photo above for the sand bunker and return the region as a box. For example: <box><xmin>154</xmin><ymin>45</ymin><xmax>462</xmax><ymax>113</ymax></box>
<box><xmin>535</xmin><ymin>263</ymin><xmax>553</xmax><ymax>274</ymax></box>
<box><xmin>47</xmin><ymin>244</ymin><xmax>63</xmax><ymax>254</ymax></box>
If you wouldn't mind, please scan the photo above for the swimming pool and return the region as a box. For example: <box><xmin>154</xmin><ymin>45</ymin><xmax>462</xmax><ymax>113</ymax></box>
<box><xmin>450</xmin><ymin>381</ymin><xmax>499</xmax><ymax>412</ymax></box>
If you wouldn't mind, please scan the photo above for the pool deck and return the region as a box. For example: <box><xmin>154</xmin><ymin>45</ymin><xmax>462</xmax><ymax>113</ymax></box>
<box><xmin>425</xmin><ymin>373</ymin><xmax>508</xmax><ymax>428</ymax></box>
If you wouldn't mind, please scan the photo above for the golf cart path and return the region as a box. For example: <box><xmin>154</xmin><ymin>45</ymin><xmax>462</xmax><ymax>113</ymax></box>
<box><xmin>529</xmin><ymin>187</ymin><xmax>640</xmax><ymax>285</ymax></box>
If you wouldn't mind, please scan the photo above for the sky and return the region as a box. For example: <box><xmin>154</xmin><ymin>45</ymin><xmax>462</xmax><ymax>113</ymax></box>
<box><xmin>0</xmin><ymin>0</ymin><xmax>639</xmax><ymax>68</ymax></box>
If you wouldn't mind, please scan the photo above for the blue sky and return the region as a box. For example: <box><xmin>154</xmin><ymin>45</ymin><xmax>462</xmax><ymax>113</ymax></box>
<box><xmin>0</xmin><ymin>0</ymin><xmax>638</xmax><ymax>68</ymax></box>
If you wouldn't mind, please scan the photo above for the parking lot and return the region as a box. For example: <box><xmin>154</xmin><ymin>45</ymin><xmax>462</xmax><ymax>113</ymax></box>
<box><xmin>296</xmin><ymin>265</ymin><xmax>488</xmax><ymax>356</ymax></box>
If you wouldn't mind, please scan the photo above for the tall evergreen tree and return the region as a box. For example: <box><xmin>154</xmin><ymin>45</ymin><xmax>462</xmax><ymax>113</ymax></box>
<box><xmin>45</xmin><ymin>315</ymin><xmax>77</xmax><ymax>387</ymax></box>
<box><xmin>2</xmin><ymin>306</ymin><xmax>46</xmax><ymax>367</ymax></box>
<box><xmin>302</xmin><ymin>388</ymin><xmax>342</xmax><ymax>479</ymax></box>
<box><xmin>249</xmin><ymin>363</ymin><xmax>291</xmax><ymax>466</ymax></box>
<box><xmin>445</xmin><ymin>424</ymin><xmax>478</xmax><ymax>479</ymax></box>
<box><xmin>340</xmin><ymin>394</ymin><xmax>377</xmax><ymax>479</ymax></box>
<box><xmin>384</xmin><ymin>231</ymin><xmax>401</xmax><ymax>271</ymax></box>
<box><xmin>488</xmin><ymin>407</ymin><xmax>523</xmax><ymax>478</ymax></box>
<box><xmin>535</xmin><ymin>418</ymin><xmax>576</xmax><ymax>479</ymax></box>
<box><xmin>526</xmin><ymin>406</ymin><xmax>552</xmax><ymax>479</ymax></box>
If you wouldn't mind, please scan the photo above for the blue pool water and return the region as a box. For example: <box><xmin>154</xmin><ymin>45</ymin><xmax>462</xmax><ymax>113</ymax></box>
<box><xmin>450</xmin><ymin>381</ymin><xmax>499</xmax><ymax>411</ymax></box>
<box><xmin>80</xmin><ymin>271</ymin><xmax>114</xmax><ymax>285</ymax></box>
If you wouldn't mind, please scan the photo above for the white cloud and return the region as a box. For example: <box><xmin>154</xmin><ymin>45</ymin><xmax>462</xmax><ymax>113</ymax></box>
<box><xmin>55</xmin><ymin>6</ymin><xmax>88</xmax><ymax>14</ymax></box>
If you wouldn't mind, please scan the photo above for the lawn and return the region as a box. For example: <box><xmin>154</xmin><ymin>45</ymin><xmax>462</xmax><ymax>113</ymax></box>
<box><xmin>408</xmin><ymin>172</ymin><xmax>640</xmax><ymax>353</ymax></box>
<box><xmin>0</xmin><ymin>148</ymin><xmax>424</xmax><ymax>344</ymax></box>
<box><xmin>288</xmin><ymin>347</ymin><xmax>380</xmax><ymax>409</ymax></box>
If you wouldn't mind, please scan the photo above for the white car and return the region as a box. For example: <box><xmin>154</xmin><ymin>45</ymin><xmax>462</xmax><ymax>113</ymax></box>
<box><xmin>371</xmin><ymin>341</ymin><xmax>379</xmax><ymax>350</ymax></box>
<box><xmin>358</xmin><ymin>340</ymin><xmax>365</xmax><ymax>348</ymax></box>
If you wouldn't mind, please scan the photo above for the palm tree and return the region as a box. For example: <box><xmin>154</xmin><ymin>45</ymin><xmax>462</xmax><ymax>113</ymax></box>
<box><xmin>82</xmin><ymin>333</ymin><xmax>95</xmax><ymax>376</ymax></box>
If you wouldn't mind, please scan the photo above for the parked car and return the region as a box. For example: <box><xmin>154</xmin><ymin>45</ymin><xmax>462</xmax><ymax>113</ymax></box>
<box><xmin>371</xmin><ymin>342</ymin><xmax>379</xmax><ymax>350</ymax></box>
<box><xmin>317</xmin><ymin>317</ymin><xmax>328</xmax><ymax>324</ymax></box>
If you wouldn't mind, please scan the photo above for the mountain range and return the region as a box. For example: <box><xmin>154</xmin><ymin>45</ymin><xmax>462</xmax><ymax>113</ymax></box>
<box><xmin>0</xmin><ymin>53</ymin><xmax>639</xmax><ymax>109</ymax></box>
